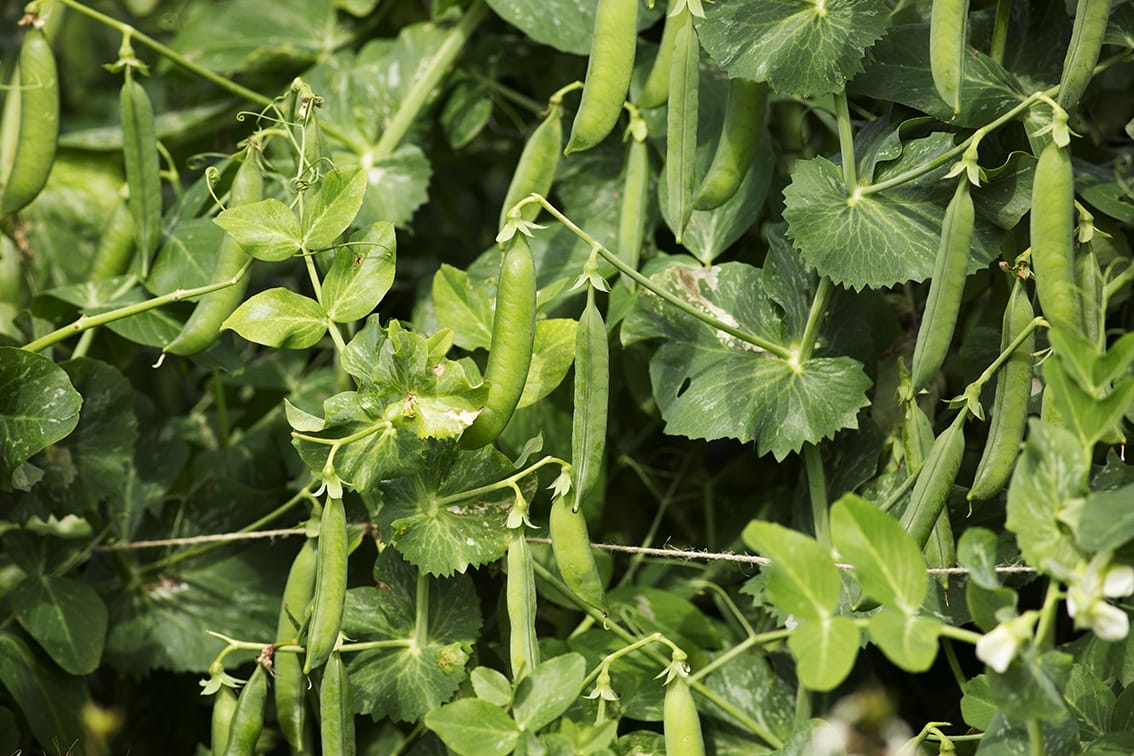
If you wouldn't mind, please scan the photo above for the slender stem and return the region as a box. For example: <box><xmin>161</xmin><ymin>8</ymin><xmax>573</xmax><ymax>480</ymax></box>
<box><xmin>954</xmin><ymin>316</ymin><xmax>1046</xmax><ymax>411</ymax></box>
<box><xmin>292</xmin><ymin>420</ymin><xmax>388</xmax><ymax>446</ymax></box>
<box><xmin>696</xmin><ymin>580</ymin><xmax>756</xmax><ymax>638</ymax></box>
<box><xmin>1033</xmin><ymin>579</ymin><xmax>1063</xmax><ymax>651</ymax></box>
<box><xmin>940</xmin><ymin>637</ymin><xmax>968</xmax><ymax>690</ymax></box>
<box><xmin>71</xmin><ymin>328</ymin><xmax>96</xmax><ymax>359</ymax></box>
<box><xmin>413</xmin><ymin>572</ymin><xmax>430</xmax><ymax>651</ymax></box>
<box><xmin>936</xmin><ymin>623</ymin><xmax>984</xmax><ymax>645</ymax></box>
<box><xmin>879</xmin><ymin>469</ymin><xmax>919</xmax><ymax>513</ymax></box>
<box><xmin>834</xmin><ymin>91</ymin><xmax>857</xmax><ymax>190</ymax></box>
<box><xmin>212</xmin><ymin>371</ymin><xmax>230</xmax><ymax>449</ymax></box>
<box><xmin>433</xmin><ymin>455</ymin><xmax>566</xmax><ymax>507</ymax></box>
<box><xmin>1027</xmin><ymin>719</ymin><xmax>1045</xmax><ymax>756</ymax></box>
<box><xmin>464</xmin><ymin>68</ymin><xmax>545</xmax><ymax>114</ymax></box>
<box><xmin>990</xmin><ymin>0</ymin><xmax>1011</xmax><ymax>65</ymax></box>
<box><xmin>803</xmin><ymin>444</ymin><xmax>830</xmax><ymax>546</ymax></box>
<box><xmin>339</xmin><ymin>638</ymin><xmax>415</xmax><ymax>653</ymax></box>
<box><xmin>798</xmin><ymin>277</ymin><xmax>833</xmax><ymax>361</ymax></box>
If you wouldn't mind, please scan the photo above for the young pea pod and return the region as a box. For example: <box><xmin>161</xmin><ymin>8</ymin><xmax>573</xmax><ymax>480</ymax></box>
<box><xmin>507</xmin><ymin>528</ymin><xmax>539</xmax><ymax>679</ymax></box>
<box><xmin>929</xmin><ymin>0</ymin><xmax>971</xmax><ymax>115</ymax></box>
<box><xmin>550</xmin><ymin>494</ymin><xmax>608</xmax><ymax>615</ymax></box>
<box><xmin>565</xmin><ymin>0</ymin><xmax>638</xmax><ymax>154</ymax></box>
<box><xmin>911</xmin><ymin>180</ymin><xmax>974</xmax><ymax>391</ymax></box>
<box><xmin>665</xmin><ymin>9</ymin><xmax>699</xmax><ymax>244</ymax></box>
<box><xmin>900</xmin><ymin>414</ymin><xmax>966</xmax><ymax>549</ymax></box>
<box><xmin>275</xmin><ymin>537</ymin><xmax>318</xmax><ymax>752</ymax></box>
<box><xmin>89</xmin><ymin>196</ymin><xmax>135</xmax><ymax>280</ymax></box>
<box><xmin>692</xmin><ymin>78</ymin><xmax>767</xmax><ymax>211</ymax></box>
<box><xmin>500</xmin><ymin>104</ymin><xmax>562</xmax><ymax>228</ymax></box>
<box><xmin>320</xmin><ymin>651</ymin><xmax>356</xmax><ymax>756</ymax></box>
<box><xmin>968</xmin><ymin>282</ymin><xmax>1034</xmax><ymax>501</ymax></box>
<box><xmin>304</xmin><ymin>498</ymin><xmax>348</xmax><ymax>675</ymax></box>
<box><xmin>210</xmin><ymin>684</ymin><xmax>238</xmax><ymax>756</ymax></box>
<box><xmin>618</xmin><ymin>126</ymin><xmax>650</xmax><ymax>283</ymax></box>
<box><xmin>637</xmin><ymin>7</ymin><xmax>681</xmax><ymax>109</ymax></box>
<box><xmin>461</xmin><ymin>235</ymin><xmax>537</xmax><ymax>449</ymax></box>
<box><xmin>165</xmin><ymin>153</ymin><xmax>263</xmax><ymax>355</ymax></box>
<box><xmin>121</xmin><ymin>70</ymin><xmax>163</xmax><ymax>275</ymax></box>
<box><xmin>0</xmin><ymin>27</ymin><xmax>59</xmax><ymax>215</ymax></box>
<box><xmin>664</xmin><ymin>670</ymin><xmax>706</xmax><ymax>756</ymax></box>
<box><xmin>1030</xmin><ymin>141</ymin><xmax>1079</xmax><ymax>337</ymax></box>
<box><xmin>572</xmin><ymin>289</ymin><xmax>609</xmax><ymax>508</ymax></box>
<box><xmin>1057</xmin><ymin>0</ymin><xmax>1113</xmax><ymax>110</ymax></box>
<box><xmin>222</xmin><ymin>665</ymin><xmax>268</xmax><ymax>756</ymax></box>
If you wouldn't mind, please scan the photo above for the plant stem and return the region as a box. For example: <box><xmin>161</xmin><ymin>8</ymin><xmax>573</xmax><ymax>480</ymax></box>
<box><xmin>798</xmin><ymin>277</ymin><xmax>833</xmax><ymax>362</ymax></box>
<box><xmin>1028</xmin><ymin>719</ymin><xmax>1045</xmax><ymax>755</ymax></box>
<box><xmin>212</xmin><ymin>371</ymin><xmax>230</xmax><ymax>449</ymax></box>
<box><xmin>1033</xmin><ymin>579</ymin><xmax>1063</xmax><ymax>651</ymax></box>
<box><xmin>937</xmin><ymin>623</ymin><xmax>984</xmax><ymax>645</ymax></box>
<box><xmin>940</xmin><ymin>637</ymin><xmax>968</xmax><ymax>690</ymax></box>
<box><xmin>803</xmin><ymin>443</ymin><xmax>830</xmax><ymax>546</ymax></box>
<box><xmin>413</xmin><ymin>572</ymin><xmax>430</xmax><ymax>651</ymax></box>
<box><xmin>834</xmin><ymin>90</ymin><xmax>857</xmax><ymax>190</ymax></box>
<box><xmin>433</xmin><ymin>455</ymin><xmax>566</xmax><ymax>507</ymax></box>
<box><xmin>991</xmin><ymin>0</ymin><xmax>1011</xmax><ymax>65</ymax></box>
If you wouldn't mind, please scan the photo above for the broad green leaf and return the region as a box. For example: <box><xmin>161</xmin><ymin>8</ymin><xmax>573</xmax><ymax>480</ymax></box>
<box><xmin>441</xmin><ymin>80</ymin><xmax>494</xmax><ymax>149</ymax></box>
<box><xmin>425</xmin><ymin>698</ymin><xmax>520</xmax><ymax>756</ymax></box>
<box><xmin>322</xmin><ymin>222</ymin><xmax>397</xmax><ymax>323</ymax></box>
<box><xmin>957</xmin><ymin>527</ymin><xmax>1003</xmax><ymax>590</ymax></box>
<box><xmin>513</xmin><ymin>653</ymin><xmax>586</xmax><ymax>732</ymax></box>
<box><xmin>483</xmin><ymin>0</ymin><xmax>660</xmax><ymax>56</ymax></box>
<box><xmin>471</xmin><ymin>666</ymin><xmax>512</xmax><ymax>707</ymax></box>
<box><xmin>222</xmin><ymin>288</ymin><xmax>328</xmax><ymax>349</ymax></box>
<box><xmin>988</xmin><ymin>650</ymin><xmax>1072</xmax><ymax>722</ymax></box>
<box><xmin>696</xmin><ymin>0</ymin><xmax>888</xmax><ymax>98</ymax></box>
<box><xmin>213</xmin><ymin>199</ymin><xmax>302</xmax><ymax>262</ymax></box>
<box><xmin>868</xmin><ymin>610</ymin><xmax>941</xmax><ymax>672</ymax></box>
<box><xmin>303</xmin><ymin>167</ymin><xmax>369</xmax><ymax>249</ymax></box>
<box><xmin>606</xmin><ymin>586</ymin><xmax>722</xmax><ymax>650</ymax></box>
<box><xmin>292</xmin><ymin>409</ymin><xmax>428</xmax><ymax>492</ymax></box>
<box><xmin>147</xmin><ymin>216</ymin><xmax>227</xmax><ymax>293</ymax></box>
<box><xmin>0</xmin><ymin>632</ymin><xmax>87</xmax><ymax>751</ymax></box>
<box><xmin>433</xmin><ymin>264</ymin><xmax>494</xmax><ymax>351</ymax></box>
<box><xmin>517</xmin><ymin>318</ymin><xmax>577</xmax><ymax>409</ymax></box>
<box><xmin>621</xmin><ymin>260</ymin><xmax>871</xmax><ymax>460</ymax></box>
<box><xmin>961</xmin><ymin>674</ymin><xmax>997</xmax><ymax>731</ymax></box>
<box><xmin>1075</xmin><ymin>484</ymin><xmax>1134</xmax><ymax>552</ymax></box>
<box><xmin>830</xmin><ymin>493</ymin><xmax>927</xmax><ymax>612</ymax></box>
<box><xmin>1064</xmin><ymin>664</ymin><xmax>1115</xmax><ymax>740</ymax></box>
<box><xmin>356</xmin><ymin>145</ymin><xmax>432</xmax><ymax>229</ymax></box>
<box><xmin>787</xmin><ymin>616</ymin><xmax>860</xmax><ymax>691</ymax></box>
<box><xmin>966</xmin><ymin>582</ymin><xmax>1017</xmax><ymax>634</ymax></box>
<box><xmin>742</xmin><ymin>521</ymin><xmax>840</xmax><ymax>620</ymax></box>
<box><xmin>344</xmin><ymin>550</ymin><xmax>480</xmax><ymax>722</ymax></box>
<box><xmin>695</xmin><ymin>648</ymin><xmax>795</xmax><ymax>744</ymax></box>
<box><xmin>1044</xmin><ymin>355</ymin><xmax>1134</xmax><ymax>449</ymax></box>
<box><xmin>556</xmin><ymin>719</ymin><xmax>619</xmax><ymax>754</ymax></box>
<box><xmin>9</xmin><ymin>575</ymin><xmax>107</xmax><ymax>675</ymax></box>
<box><xmin>0</xmin><ymin>348</ymin><xmax>81</xmax><ymax>485</ymax></box>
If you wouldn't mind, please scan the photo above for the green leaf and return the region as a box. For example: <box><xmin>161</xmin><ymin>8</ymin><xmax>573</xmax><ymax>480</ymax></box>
<box><xmin>976</xmin><ymin>712</ymin><xmax>1080</xmax><ymax>755</ymax></box>
<box><xmin>742</xmin><ymin>521</ymin><xmax>840</xmax><ymax>620</ymax></box>
<box><xmin>1044</xmin><ymin>355</ymin><xmax>1134</xmax><ymax>448</ymax></box>
<box><xmin>213</xmin><ymin>199</ymin><xmax>302</xmax><ymax>262</ymax></box>
<box><xmin>303</xmin><ymin>167</ymin><xmax>369</xmax><ymax>249</ymax></box>
<box><xmin>433</xmin><ymin>264</ymin><xmax>495</xmax><ymax>351</ymax></box>
<box><xmin>960</xmin><ymin>674</ymin><xmax>996</xmax><ymax>731</ymax></box>
<box><xmin>483</xmin><ymin>0</ymin><xmax>660</xmax><ymax>56</ymax></box>
<box><xmin>323</xmin><ymin>222</ymin><xmax>397</xmax><ymax>323</ymax></box>
<box><xmin>696</xmin><ymin>0</ymin><xmax>888</xmax><ymax>98</ymax></box>
<box><xmin>830</xmin><ymin>493</ymin><xmax>927</xmax><ymax>612</ymax></box>
<box><xmin>471</xmin><ymin>666</ymin><xmax>512</xmax><ymax>707</ymax></box>
<box><xmin>513</xmin><ymin>653</ymin><xmax>586</xmax><ymax>732</ymax></box>
<box><xmin>441</xmin><ymin>79</ymin><xmax>494</xmax><ymax>150</ymax></box>
<box><xmin>606</xmin><ymin>586</ymin><xmax>721</xmax><ymax>651</ymax></box>
<box><xmin>0</xmin><ymin>632</ymin><xmax>87</xmax><ymax>751</ymax></box>
<box><xmin>425</xmin><ymin>698</ymin><xmax>520</xmax><ymax>756</ymax></box>
<box><xmin>147</xmin><ymin>218</ymin><xmax>227</xmax><ymax>293</ymax></box>
<box><xmin>344</xmin><ymin>550</ymin><xmax>480</xmax><ymax>722</ymax></box>
<box><xmin>988</xmin><ymin>650</ymin><xmax>1072</xmax><ymax>722</ymax></box>
<box><xmin>966</xmin><ymin>582</ymin><xmax>1017</xmax><ymax>634</ymax></box>
<box><xmin>695</xmin><ymin>648</ymin><xmax>795</xmax><ymax>744</ymax></box>
<box><xmin>867</xmin><ymin>610</ymin><xmax>941</xmax><ymax>672</ymax></box>
<box><xmin>356</xmin><ymin>145</ymin><xmax>432</xmax><ymax>229</ymax></box>
<box><xmin>222</xmin><ymin>288</ymin><xmax>328</xmax><ymax>349</ymax></box>
<box><xmin>788</xmin><ymin>616</ymin><xmax>860</xmax><ymax>691</ymax></box>
<box><xmin>1065</xmin><ymin>664</ymin><xmax>1115</xmax><ymax>740</ymax></box>
<box><xmin>517</xmin><ymin>318</ymin><xmax>577</xmax><ymax>409</ymax></box>
<box><xmin>1075</xmin><ymin>484</ymin><xmax>1134</xmax><ymax>552</ymax></box>
<box><xmin>9</xmin><ymin>575</ymin><xmax>107</xmax><ymax>675</ymax></box>
<box><xmin>0</xmin><ymin>348</ymin><xmax>82</xmax><ymax>486</ymax></box>
<box><xmin>957</xmin><ymin>527</ymin><xmax>1003</xmax><ymax>590</ymax></box>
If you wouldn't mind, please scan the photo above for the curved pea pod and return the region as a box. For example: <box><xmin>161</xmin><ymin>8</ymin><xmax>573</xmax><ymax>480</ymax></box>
<box><xmin>121</xmin><ymin>71</ymin><xmax>163</xmax><ymax>275</ymax></box>
<box><xmin>572</xmin><ymin>289</ymin><xmax>609</xmax><ymax>509</ymax></box>
<box><xmin>929</xmin><ymin>0</ymin><xmax>971</xmax><ymax>115</ymax></box>
<box><xmin>1030</xmin><ymin>141</ymin><xmax>1079</xmax><ymax>337</ymax></box>
<box><xmin>304</xmin><ymin>498</ymin><xmax>348</xmax><ymax>675</ymax></box>
<box><xmin>693</xmin><ymin>78</ymin><xmax>767</xmax><ymax>211</ymax></box>
<box><xmin>500</xmin><ymin>104</ymin><xmax>562</xmax><ymax>228</ymax></box>
<box><xmin>663</xmin><ymin>672</ymin><xmax>705</xmax><ymax>756</ymax></box>
<box><xmin>89</xmin><ymin>196</ymin><xmax>135</xmax><ymax>280</ymax></box>
<box><xmin>550</xmin><ymin>494</ymin><xmax>608</xmax><ymax>615</ymax></box>
<box><xmin>275</xmin><ymin>537</ymin><xmax>318</xmax><ymax>751</ymax></box>
<box><xmin>618</xmin><ymin>130</ymin><xmax>649</xmax><ymax>283</ymax></box>
<box><xmin>899</xmin><ymin>414</ymin><xmax>966</xmax><ymax>549</ymax></box>
<box><xmin>665</xmin><ymin>9</ymin><xmax>699</xmax><ymax>244</ymax></box>
<box><xmin>320</xmin><ymin>651</ymin><xmax>356</xmax><ymax>756</ymax></box>
<box><xmin>222</xmin><ymin>665</ymin><xmax>268</xmax><ymax>756</ymax></box>
<box><xmin>565</xmin><ymin>0</ymin><xmax>638</xmax><ymax>154</ymax></box>
<box><xmin>969</xmin><ymin>282</ymin><xmax>1034</xmax><ymax>501</ymax></box>
<box><xmin>164</xmin><ymin>154</ymin><xmax>263</xmax><ymax>355</ymax></box>
<box><xmin>0</xmin><ymin>28</ymin><xmax>59</xmax><ymax>215</ymax></box>
<box><xmin>210</xmin><ymin>684</ymin><xmax>238</xmax><ymax>756</ymax></box>
<box><xmin>638</xmin><ymin>7</ymin><xmax>681</xmax><ymax>109</ymax></box>
<box><xmin>1057</xmin><ymin>0</ymin><xmax>1113</xmax><ymax>110</ymax></box>
<box><xmin>911</xmin><ymin>180</ymin><xmax>974</xmax><ymax>391</ymax></box>
<box><xmin>460</xmin><ymin>235</ymin><xmax>537</xmax><ymax>449</ymax></box>
<box><xmin>507</xmin><ymin>529</ymin><xmax>539</xmax><ymax>679</ymax></box>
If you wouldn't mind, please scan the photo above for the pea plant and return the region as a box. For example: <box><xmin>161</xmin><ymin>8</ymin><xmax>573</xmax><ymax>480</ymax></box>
<box><xmin>1</xmin><ymin>0</ymin><xmax>1133</xmax><ymax>753</ymax></box>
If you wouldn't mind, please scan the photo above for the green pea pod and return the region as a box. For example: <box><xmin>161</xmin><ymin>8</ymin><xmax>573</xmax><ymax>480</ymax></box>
<box><xmin>0</xmin><ymin>28</ymin><xmax>59</xmax><ymax>215</ymax></box>
<box><xmin>565</xmin><ymin>0</ymin><xmax>638</xmax><ymax>154</ymax></box>
<box><xmin>617</xmin><ymin>129</ymin><xmax>649</xmax><ymax>283</ymax></box>
<box><xmin>637</xmin><ymin>7</ymin><xmax>681</xmax><ymax>109</ymax></box>
<box><xmin>1057</xmin><ymin>0</ymin><xmax>1113</xmax><ymax>110</ymax></box>
<box><xmin>1030</xmin><ymin>141</ymin><xmax>1079</xmax><ymax>336</ymax></box>
<box><xmin>1076</xmin><ymin>247</ymin><xmax>1103</xmax><ymax>347</ymax></box>
<box><xmin>275</xmin><ymin>537</ymin><xmax>318</xmax><ymax>751</ymax></box>
<box><xmin>900</xmin><ymin>414</ymin><xmax>966</xmax><ymax>549</ymax></box>
<box><xmin>500</xmin><ymin>104</ymin><xmax>562</xmax><ymax>228</ymax></box>
<box><xmin>692</xmin><ymin>78</ymin><xmax>767</xmax><ymax>211</ymax></box>
<box><xmin>911</xmin><ymin>180</ymin><xmax>974</xmax><ymax>391</ymax></box>
<box><xmin>461</xmin><ymin>235</ymin><xmax>537</xmax><ymax>449</ymax></box>
<box><xmin>210</xmin><ymin>684</ymin><xmax>238</xmax><ymax>756</ymax></box>
<box><xmin>929</xmin><ymin>0</ymin><xmax>970</xmax><ymax>115</ymax></box>
<box><xmin>901</xmin><ymin>397</ymin><xmax>936</xmax><ymax>475</ymax></box>
<box><xmin>665</xmin><ymin>9</ymin><xmax>699</xmax><ymax>244</ymax></box>
<box><xmin>121</xmin><ymin>70</ymin><xmax>162</xmax><ymax>276</ymax></box>
<box><xmin>320</xmin><ymin>652</ymin><xmax>355</xmax><ymax>756</ymax></box>
<box><xmin>507</xmin><ymin>529</ymin><xmax>539</xmax><ymax>679</ymax></box>
<box><xmin>572</xmin><ymin>288</ymin><xmax>609</xmax><ymax>508</ymax></box>
<box><xmin>304</xmin><ymin>499</ymin><xmax>348</xmax><ymax>674</ymax></box>
<box><xmin>550</xmin><ymin>493</ymin><xmax>608</xmax><ymax>615</ymax></box>
<box><xmin>165</xmin><ymin>153</ymin><xmax>263</xmax><ymax>355</ymax></box>
<box><xmin>89</xmin><ymin>196</ymin><xmax>135</xmax><ymax>280</ymax></box>
<box><xmin>222</xmin><ymin>665</ymin><xmax>268</xmax><ymax>756</ymax></box>
<box><xmin>663</xmin><ymin>673</ymin><xmax>705</xmax><ymax>756</ymax></box>
<box><xmin>968</xmin><ymin>281</ymin><xmax>1034</xmax><ymax>501</ymax></box>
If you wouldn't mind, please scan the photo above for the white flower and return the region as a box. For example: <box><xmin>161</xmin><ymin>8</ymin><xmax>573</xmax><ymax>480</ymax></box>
<box><xmin>1065</xmin><ymin>555</ymin><xmax>1133</xmax><ymax>642</ymax></box>
<box><xmin>1082</xmin><ymin>601</ymin><xmax>1130</xmax><ymax>642</ymax></box>
<box><xmin>1103</xmin><ymin>565</ymin><xmax>1134</xmax><ymax>599</ymax></box>
<box><xmin>976</xmin><ymin>623</ymin><xmax>1021</xmax><ymax>674</ymax></box>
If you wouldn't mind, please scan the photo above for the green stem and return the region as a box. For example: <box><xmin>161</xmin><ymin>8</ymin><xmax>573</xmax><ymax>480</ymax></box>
<box><xmin>71</xmin><ymin>328</ymin><xmax>95</xmax><ymax>359</ymax></box>
<box><xmin>413</xmin><ymin>572</ymin><xmax>430</xmax><ymax>651</ymax></box>
<box><xmin>936</xmin><ymin>623</ymin><xmax>984</xmax><ymax>646</ymax></box>
<box><xmin>798</xmin><ymin>277</ymin><xmax>833</xmax><ymax>361</ymax></box>
<box><xmin>834</xmin><ymin>90</ymin><xmax>857</xmax><ymax>190</ymax></box>
<box><xmin>292</xmin><ymin>420</ymin><xmax>389</xmax><ymax>447</ymax></box>
<box><xmin>1033</xmin><ymin>579</ymin><xmax>1063</xmax><ymax>651</ymax></box>
<box><xmin>212</xmin><ymin>371</ymin><xmax>230</xmax><ymax>449</ymax></box>
<box><xmin>1027</xmin><ymin>719</ymin><xmax>1045</xmax><ymax>756</ymax></box>
<box><xmin>803</xmin><ymin>443</ymin><xmax>829</xmax><ymax>546</ymax></box>
<box><xmin>990</xmin><ymin>0</ymin><xmax>1011</xmax><ymax>65</ymax></box>
<box><xmin>339</xmin><ymin>638</ymin><xmax>415</xmax><ymax>653</ymax></box>
<box><xmin>954</xmin><ymin>316</ymin><xmax>1046</xmax><ymax>411</ymax></box>
<box><xmin>465</xmin><ymin>68</ymin><xmax>545</xmax><ymax>114</ymax></box>
<box><xmin>940</xmin><ymin>637</ymin><xmax>968</xmax><ymax>690</ymax></box>
<box><xmin>433</xmin><ymin>455</ymin><xmax>566</xmax><ymax>508</ymax></box>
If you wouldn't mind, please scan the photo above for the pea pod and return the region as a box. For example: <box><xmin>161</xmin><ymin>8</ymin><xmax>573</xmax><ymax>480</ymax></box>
<box><xmin>222</xmin><ymin>665</ymin><xmax>268</xmax><ymax>756</ymax></box>
<box><xmin>911</xmin><ymin>180</ymin><xmax>974</xmax><ymax>391</ymax></box>
<box><xmin>1030</xmin><ymin>141</ymin><xmax>1079</xmax><ymax>336</ymax></box>
<box><xmin>89</xmin><ymin>195</ymin><xmax>135</xmax><ymax>280</ymax></box>
<box><xmin>692</xmin><ymin>78</ymin><xmax>767</xmax><ymax>211</ymax></box>
<box><xmin>663</xmin><ymin>671</ymin><xmax>705</xmax><ymax>756</ymax></box>
<box><xmin>565</xmin><ymin>0</ymin><xmax>638</xmax><ymax>154</ymax></box>
<box><xmin>968</xmin><ymin>282</ymin><xmax>1034</xmax><ymax>501</ymax></box>
<box><xmin>500</xmin><ymin>105</ymin><xmax>562</xmax><ymax>228</ymax></box>
<box><xmin>507</xmin><ymin>529</ymin><xmax>539</xmax><ymax>679</ymax></box>
<box><xmin>550</xmin><ymin>493</ymin><xmax>608</xmax><ymax>615</ymax></box>
<box><xmin>638</xmin><ymin>7</ymin><xmax>681</xmax><ymax>109</ymax></box>
<box><xmin>320</xmin><ymin>651</ymin><xmax>355</xmax><ymax>756</ymax></box>
<box><xmin>929</xmin><ymin>0</ymin><xmax>970</xmax><ymax>115</ymax></box>
<box><xmin>121</xmin><ymin>70</ymin><xmax>163</xmax><ymax>275</ymax></box>
<box><xmin>665</xmin><ymin>9</ymin><xmax>699</xmax><ymax>244</ymax></box>
<box><xmin>461</xmin><ymin>235</ymin><xmax>537</xmax><ymax>449</ymax></box>
<box><xmin>1057</xmin><ymin>0</ymin><xmax>1113</xmax><ymax>110</ymax></box>
<box><xmin>304</xmin><ymin>498</ymin><xmax>348</xmax><ymax>675</ymax></box>
<box><xmin>617</xmin><ymin>126</ymin><xmax>650</xmax><ymax>283</ymax></box>
<box><xmin>275</xmin><ymin>537</ymin><xmax>318</xmax><ymax>751</ymax></box>
<box><xmin>572</xmin><ymin>288</ymin><xmax>609</xmax><ymax>508</ymax></box>
<box><xmin>165</xmin><ymin>153</ymin><xmax>262</xmax><ymax>355</ymax></box>
<box><xmin>0</xmin><ymin>27</ymin><xmax>59</xmax><ymax>215</ymax></box>
<box><xmin>210</xmin><ymin>684</ymin><xmax>238</xmax><ymax>756</ymax></box>
<box><xmin>899</xmin><ymin>414</ymin><xmax>966</xmax><ymax>549</ymax></box>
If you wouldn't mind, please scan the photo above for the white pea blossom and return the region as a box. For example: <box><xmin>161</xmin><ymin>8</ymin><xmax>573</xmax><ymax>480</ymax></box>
<box><xmin>976</xmin><ymin>612</ymin><xmax>1037</xmax><ymax>674</ymax></box>
<box><xmin>1066</xmin><ymin>554</ymin><xmax>1134</xmax><ymax>642</ymax></box>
